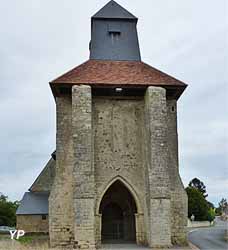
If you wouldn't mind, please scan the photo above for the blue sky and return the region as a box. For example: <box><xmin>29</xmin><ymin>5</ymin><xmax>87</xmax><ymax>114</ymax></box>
<box><xmin>0</xmin><ymin>0</ymin><xmax>227</xmax><ymax>206</ymax></box>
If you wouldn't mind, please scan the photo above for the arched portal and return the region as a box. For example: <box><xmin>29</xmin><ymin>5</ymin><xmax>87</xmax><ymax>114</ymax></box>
<box><xmin>99</xmin><ymin>180</ymin><xmax>137</xmax><ymax>243</ymax></box>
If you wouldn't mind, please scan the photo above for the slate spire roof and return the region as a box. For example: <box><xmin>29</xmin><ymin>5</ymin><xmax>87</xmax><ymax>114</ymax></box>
<box><xmin>92</xmin><ymin>0</ymin><xmax>137</xmax><ymax>20</ymax></box>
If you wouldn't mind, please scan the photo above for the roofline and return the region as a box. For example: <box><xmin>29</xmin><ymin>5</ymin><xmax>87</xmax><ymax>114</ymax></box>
<box><xmin>29</xmin><ymin>158</ymin><xmax>55</xmax><ymax>192</ymax></box>
<box><xmin>50</xmin><ymin>82</ymin><xmax>187</xmax><ymax>88</ymax></box>
<box><xmin>50</xmin><ymin>82</ymin><xmax>187</xmax><ymax>100</ymax></box>
<box><xmin>50</xmin><ymin>60</ymin><xmax>90</xmax><ymax>84</ymax></box>
<box><xmin>92</xmin><ymin>0</ymin><xmax>137</xmax><ymax>20</ymax></box>
<box><xmin>92</xmin><ymin>15</ymin><xmax>138</xmax><ymax>20</ymax></box>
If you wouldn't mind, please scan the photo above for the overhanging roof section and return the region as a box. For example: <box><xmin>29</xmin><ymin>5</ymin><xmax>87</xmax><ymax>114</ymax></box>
<box><xmin>92</xmin><ymin>0</ymin><xmax>137</xmax><ymax>20</ymax></box>
<box><xmin>16</xmin><ymin>192</ymin><xmax>49</xmax><ymax>215</ymax></box>
<box><xmin>50</xmin><ymin>60</ymin><xmax>187</xmax><ymax>99</ymax></box>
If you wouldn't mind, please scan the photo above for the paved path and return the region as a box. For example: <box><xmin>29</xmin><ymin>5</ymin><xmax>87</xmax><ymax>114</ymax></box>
<box><xmin>101</xmin><ymin>244</ymin><xmax>149</xmax><ymax>249</ymax></box>
<box><xmin>188</xmin><ymin>218</ymin><xmax>228</xmax><ymax>250</ymax></box>
<box><xmin>101</xmin><ymin>243</ymin><xmax>192</xmax><ymax>249</ymax></box>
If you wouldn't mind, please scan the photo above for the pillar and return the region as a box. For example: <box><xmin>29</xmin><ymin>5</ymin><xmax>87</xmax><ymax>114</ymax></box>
<box><xmin>72</xmin><ymin>85</ymin><xmax>96</xmax><ymax>249</ymax></box>
<box><xmin>144</xmin><ymin>86</ymin><xmax>172</xmax><ymax>248</ymax></box>
<box><xmin>49</xmin><ymin>96</ymin><xmax>74</xmax><ymax>247</ymax></box>
<box><xmin>166</xmin><ymin>99</ymin><xmax>188</xmax><ymax>245</ymax></box>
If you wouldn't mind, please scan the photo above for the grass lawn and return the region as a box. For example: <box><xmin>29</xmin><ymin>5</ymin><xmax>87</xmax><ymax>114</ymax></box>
<box><xmin>0</xmin><ymin>234</ymin><xmax>55</xmax><ymax>250</ymax></box>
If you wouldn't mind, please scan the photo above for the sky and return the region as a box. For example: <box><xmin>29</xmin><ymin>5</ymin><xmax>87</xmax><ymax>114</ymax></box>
<box><xmin>0</xmin><ymin>0</ymin><xmax>227</xmax><ymax>206</ymax></box>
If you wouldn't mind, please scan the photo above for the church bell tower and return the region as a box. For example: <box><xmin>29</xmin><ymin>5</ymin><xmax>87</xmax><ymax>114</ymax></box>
<box><xmin>49</xmin><ymin>1</ymin><xmax>188</xmax><ymax>249</ymax></box>
<box><xmin>90</xmin><ymin>0</ymin><xmax>141</xmax><ymax>61</ymax></box>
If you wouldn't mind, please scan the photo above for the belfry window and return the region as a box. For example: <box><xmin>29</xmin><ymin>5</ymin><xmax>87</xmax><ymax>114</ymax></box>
<box><xmin>108</xmin><ymin>23</ymin><xmax>121</xmax><ymax>43</ymax></box>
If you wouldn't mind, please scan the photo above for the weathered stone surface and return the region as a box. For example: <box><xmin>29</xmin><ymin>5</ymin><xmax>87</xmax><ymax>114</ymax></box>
<box><xmin>72</xmin><ymin>85</ymin><xmax>96</xmax><ymax>249</ymax></box>
<box><xmin>93</xmin><ymin>97</ymin><xmax>146</xmax><ymax>245</ymax></box>
<box><xmin>144</xmin><ymin>87</ymin><xmax>171</xmax><ymax>247</ymax></box>
<box><xmin>46</xmin><ymin>85</ymin><xmax>187</xmax><ymax>249</ymax></box>
<box><xmin>49</xmin><ymin>95</ymin><xmax>74</xmax><ymax>247</ymax></box>
<box><xmin>166</xmin><ymin>100</ymin><xmax>188</xmax><ymax>245</ymax></box>
<box><xmin>17</xmin><ymin>215</ymin><xmax>48</xmax><ymax>233</ymax></box>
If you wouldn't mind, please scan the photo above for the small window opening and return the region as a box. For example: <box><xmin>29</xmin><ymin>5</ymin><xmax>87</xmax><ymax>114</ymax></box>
<box><xmin>42</xmin><ymin>215</ymin><xmax>47</xmax><ymax>220</ymax></box>
<box><xmin>109</xmin><ymin>30</ymin><xmax>121</xmax><ymax>35</ymax></box>
<box><xmin>171</xmin><ymin>106</ymin><xmax>176</xmax><ymax>113</ymax></box>
<box><xmin>108</xmin><ymin>23</ymin><xmax>121</xmax><ymax>33</ymax></box>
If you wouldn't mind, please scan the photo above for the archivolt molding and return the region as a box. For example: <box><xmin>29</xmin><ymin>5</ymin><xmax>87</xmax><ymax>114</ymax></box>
<box><xmin>96</xmin><ymin>175</ymin><xmax>143</xmax><ymax>214</ymax></box>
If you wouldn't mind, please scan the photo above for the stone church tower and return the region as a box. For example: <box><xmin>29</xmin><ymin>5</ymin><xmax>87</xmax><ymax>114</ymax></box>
<box><xmin>47</xmin><ymin>1</ymin><xmax>188</xmax><ymax>248</ymax></box>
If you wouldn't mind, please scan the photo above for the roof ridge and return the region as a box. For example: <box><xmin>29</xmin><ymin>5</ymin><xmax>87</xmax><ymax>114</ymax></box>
<box><xmin>92</xmin><ymin>0</ymin><xmax>137</xmax><ymax>19</ymax></box>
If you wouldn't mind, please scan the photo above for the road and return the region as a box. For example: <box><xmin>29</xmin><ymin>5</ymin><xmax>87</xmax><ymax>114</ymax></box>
<box><xmin>188</xmin><ymin>217</ymin><xmax>228</xmax><ymax>250</ymax></box>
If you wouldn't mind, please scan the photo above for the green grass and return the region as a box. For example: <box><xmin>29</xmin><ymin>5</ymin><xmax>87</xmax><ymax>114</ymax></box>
<box><xmin>16</xmin><ymin>235</ymin><xmax>34</xmax><ymax>244</ymax></box>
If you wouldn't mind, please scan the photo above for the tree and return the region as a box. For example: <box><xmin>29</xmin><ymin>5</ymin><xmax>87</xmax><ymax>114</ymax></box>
<box><xmin>186</xmin><ymin>187</ymin><xmax>209</xmax><ymax>221</ymax></box>
<box><xmin>207</xmin><ymin>207</ymin><xmax>216</xmax><ymax>223</ymax></box>
<box><xmin>219</xmin><ymin>198</ymin><xmax>228</xmax><ymax>213</ymax></box>
<box><xmin>207</xmin><ymin>201</ymin><xmax>215</xmax><ymax>209</ymax></box>
<box><xmin>0</xmin><ymin>193</ymin><xmax>7</xmax><ymax>202</ymax></box>
<box><xmin>189</xmin><ymin>178</ymin><xmax>208</xmax><ymax>198</ymax></box>
<box><xmin>216</xmin><ymin>198</ymin><xmax>228</xmax><ymax>217</ymax></box>
<box><xmin>0</xmin><ymin>193</ymin><xmax>19</xmax><ymax>227</ymax></box>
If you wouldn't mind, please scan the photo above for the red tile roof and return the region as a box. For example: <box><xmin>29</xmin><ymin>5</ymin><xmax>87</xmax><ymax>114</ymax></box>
<box><xmin>51</xmin><ymin>59</ymin><xmax>186</xmax><ymax>85</ymax></box>
<box><xmin>50</xmin><ymin>60</ymin><xmax>187</xmax><ymax>98</ymax></box>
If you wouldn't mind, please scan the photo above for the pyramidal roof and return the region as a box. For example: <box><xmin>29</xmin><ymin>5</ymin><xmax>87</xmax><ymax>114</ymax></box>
<box><xmin>50</xmin><ymin>60</ymin><xmax>187</xmax><ymax>99</ymax></box>
<box><xmin>92</xmin><ymin>0</ymin><xmax>137</xmax><ymax>20</ymax></box>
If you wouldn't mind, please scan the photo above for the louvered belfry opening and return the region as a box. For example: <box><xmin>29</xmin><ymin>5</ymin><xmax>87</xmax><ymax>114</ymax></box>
<box><xmin>99</xmin><ymin>181</ymin><xmax>137</xmax><ymax>243</ymax></box>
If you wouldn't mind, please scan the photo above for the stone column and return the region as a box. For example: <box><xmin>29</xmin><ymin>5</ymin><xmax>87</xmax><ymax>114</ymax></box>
<box><xmin>144</xmin><ymin>86</ymin><xmax>172</xmax><ymax>248</ymax></box>
<box><xmin>167</xmin><ymin>99</ymin><xmax>188</xmax><ymax>245</ymax></box>
<box><xmin>95</xmin><ymin>214</ymin><xmax>102</xmax><ymax>247</ymax></box>
<box><xmin>49</xmin><ymin>96</ymin><xmax>74</xmax><ymax>247</ymax></box>
<box><xmin>72</xmin><ymin>85</ymin><xmax>96</xmax><ymax>249</ymax></box>
<box><xmin>135</xmin><ymin>213</ymin><xmax>145</xmax><ymax>245</ymax></box>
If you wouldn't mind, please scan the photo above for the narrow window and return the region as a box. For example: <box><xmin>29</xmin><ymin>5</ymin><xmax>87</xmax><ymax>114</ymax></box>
<box><xmin>42</xmin><ymin>215</ymin><xmax>47</xmax><ymax>220</ymax></box>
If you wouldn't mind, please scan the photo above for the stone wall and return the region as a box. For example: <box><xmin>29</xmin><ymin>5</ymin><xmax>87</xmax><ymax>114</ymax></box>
<box><xmin>49</xmin><ymin>96</ymin><xmax>74</xmax><ymax>247</ymax></box>
<box><xmin>48</xmin><ymin>85</ymin><xmax>187</xmax><ymax>248</ymax></box>
<box><xmin>92</xmin><ymin>97</ymin><xmax>147</xmax><ymax>245</ymax></box>
<box><xmin>166</xmin><ymin>100</ymin><xmax>188</xmax><ymax>245</ymax></box>
<box><xmin>17</xmin><ymin>215</ymin><xmax>48</xmax><ymax>233</ymax></box>
<box><xmin>187</xmin><ymin>219</ymin><xmax>211</xmax><ymax>228</ymax></box>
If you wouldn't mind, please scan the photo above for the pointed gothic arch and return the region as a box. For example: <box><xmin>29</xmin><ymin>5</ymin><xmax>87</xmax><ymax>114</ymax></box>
<box><xmin>96</xmin><ymin>176</ymin><xmax>142</xmax><ymax>215</ymax></box>
<box><xmin>96</xmin><ymin>176</ymin><xmax>143</xmax><ymax>243</ymax></box>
